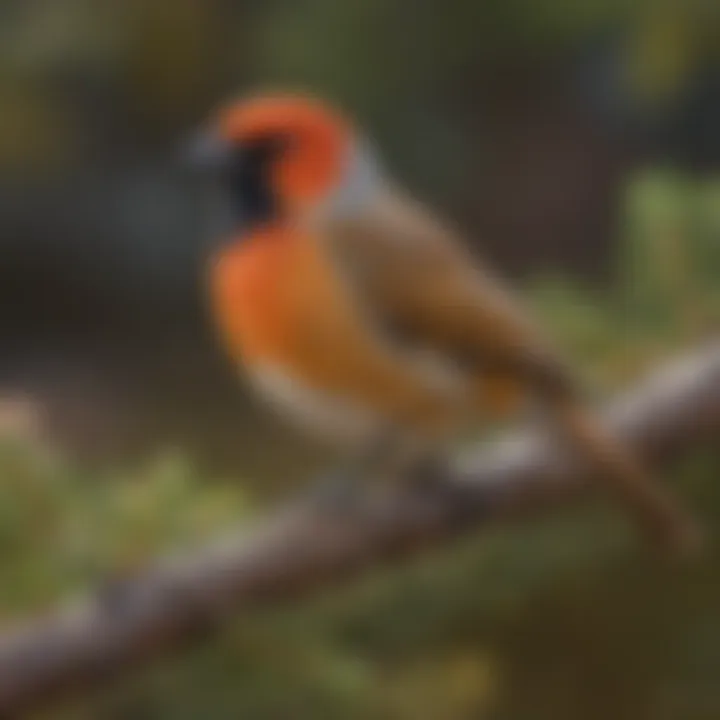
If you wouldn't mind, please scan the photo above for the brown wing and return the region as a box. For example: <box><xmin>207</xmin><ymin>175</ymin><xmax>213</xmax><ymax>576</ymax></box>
<box><xmin>323</xmin><ymin>189</ymin><xmax>702</xmax><ymax>554</ymax></box>
<box><xmin>322</xmin><ymin>187</ymin><xmax>572</xmax><ymax>411</ymax></box>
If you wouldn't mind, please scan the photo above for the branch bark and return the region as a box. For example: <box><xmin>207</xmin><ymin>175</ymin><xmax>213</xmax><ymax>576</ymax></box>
<box><xmin>1</xmin><ymin>344</ymin><xmax>719</xmax><ymax>716</ymax></box>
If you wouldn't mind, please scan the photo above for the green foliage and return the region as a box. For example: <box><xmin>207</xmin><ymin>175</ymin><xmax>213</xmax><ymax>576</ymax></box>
<box><xmin>1</xmin><ymin>0</ymin><xmax>717</xmax><ymax>178</ymax></box>
<box><xmin>1</xmin><ymin>174</ymin><xmax>718</xmax><ymax>718</ymax></box>
<box><xmin>530</xmin><ymin>171</ymin><xmax>720</xmax><ymax>385</ymax></box>
<box><xmin>0</xmin><ymin>444</ymin><xmax>250</xmax><ymax>617</ymax></box>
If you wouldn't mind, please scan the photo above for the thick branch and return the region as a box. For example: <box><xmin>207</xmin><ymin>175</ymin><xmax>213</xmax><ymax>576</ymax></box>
<box><xmin>1</xmin><ymin>345</ymin><xmax>719</xmax><ymax>715</ymax></box>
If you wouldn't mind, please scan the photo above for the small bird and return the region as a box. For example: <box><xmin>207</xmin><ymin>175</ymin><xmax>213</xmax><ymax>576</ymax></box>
<box><xmin>189</xmin><ymin>92</ymin><xmax>700</xmax><ymax>555</ymax></box>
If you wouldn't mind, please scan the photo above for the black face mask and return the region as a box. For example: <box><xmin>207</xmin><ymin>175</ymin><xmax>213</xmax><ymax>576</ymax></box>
<box><xmin>186</xmin><ymin>131</ymin><xmax>290</xmax><ymax>240</ymax></box>
<box><xmin>222</xmin><ymin>136</ymin><xmax>289</xmax><ymax>229</ymax></box>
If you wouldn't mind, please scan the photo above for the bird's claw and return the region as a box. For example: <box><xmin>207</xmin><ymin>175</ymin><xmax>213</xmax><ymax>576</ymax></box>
<box><xmin>306</xmin><ymin>469</ymin><xmax>364</xmax><ymax>513</ymax></box>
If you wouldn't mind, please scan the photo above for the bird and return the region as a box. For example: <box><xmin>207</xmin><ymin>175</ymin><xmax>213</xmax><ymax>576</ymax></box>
<box><xmin>188</xmin><ymin>91</ymin><xmax>701</xmax><ymax>556</ymax></box>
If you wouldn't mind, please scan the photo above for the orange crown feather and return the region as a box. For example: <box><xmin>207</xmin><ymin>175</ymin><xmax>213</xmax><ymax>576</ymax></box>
<box><xmin>216</xmin><ymin>93</ymin><xmax>353</xmax><ymax>206</ymax></box>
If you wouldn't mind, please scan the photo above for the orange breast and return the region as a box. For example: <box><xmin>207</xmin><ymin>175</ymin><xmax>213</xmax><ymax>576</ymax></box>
<box><xmin>209</xmin><ymin>226</ymin><xmax>461</xmax><ymax>433</ymax></box>
<box><xmin>210</xmin><ymin>225</ymin><xmax>355</xmax><ymax>376</ymax></box>
<box><xmin>211</xmin><ymin>226</ymin><xmax>298</xmax><ymax>365</ymax></box>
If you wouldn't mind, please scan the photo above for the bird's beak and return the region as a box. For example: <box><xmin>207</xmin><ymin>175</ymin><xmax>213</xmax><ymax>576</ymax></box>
<box><xmin>181</xmin><ymin>130</ymin><xmax>239</xmax><ymax>243</ymax></box>
<box><xmin>181</xmin><ymin>129</ymin><xmax>233</xmax><ymax>173</ymax></box>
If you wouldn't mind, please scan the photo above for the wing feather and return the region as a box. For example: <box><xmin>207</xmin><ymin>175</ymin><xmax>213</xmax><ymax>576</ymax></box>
<box><xmin>322</xmin><ymin>188</ymin><xmax>567</xmax><ymax>397</ymax></box>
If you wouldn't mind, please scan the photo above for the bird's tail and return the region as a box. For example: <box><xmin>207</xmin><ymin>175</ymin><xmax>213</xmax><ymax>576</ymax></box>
<box><xmin>551</xmin><ymin>396</ymin><xmax>703</xmax><ymax>558</ymax></box>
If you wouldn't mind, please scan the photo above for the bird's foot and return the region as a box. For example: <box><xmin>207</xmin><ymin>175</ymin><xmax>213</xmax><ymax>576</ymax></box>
<box><xmin>305</xmin><ymin>468</ymin><xmax>365</xmax><ymax>513</ymax></box>
<box><xmin>401</xmin><ymin>453</ymin><xmax>482</xmax><ymax>526</ymax></box>
<box><xmin>403</xmin><ymin>453</ymin><xmax>452</xmax><ymax>495</ymax></box>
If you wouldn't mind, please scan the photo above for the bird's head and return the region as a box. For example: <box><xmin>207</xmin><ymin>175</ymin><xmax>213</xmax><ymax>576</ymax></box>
<box><xmin>187</xmin><ymin>93</ymin><xmax>381</xmax><ymax>230</ymax></box>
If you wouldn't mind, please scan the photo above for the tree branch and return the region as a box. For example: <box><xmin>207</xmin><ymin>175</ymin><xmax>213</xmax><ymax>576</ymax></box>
<box><xmin>1</xmin><ymin>344</ymin><xmax>719</xmax><ymax>715</ymax></box>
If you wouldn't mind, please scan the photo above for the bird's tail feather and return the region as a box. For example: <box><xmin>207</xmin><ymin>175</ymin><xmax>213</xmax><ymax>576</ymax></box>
<box><xmin>552</xmin><ymin>397</ymin><xmax>703</xmax><ymax>558</ymax></box>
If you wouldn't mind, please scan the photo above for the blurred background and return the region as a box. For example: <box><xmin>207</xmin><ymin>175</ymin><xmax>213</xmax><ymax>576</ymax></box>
<box><xmin>0</xmin><ymin>0</ymin><xmax>718</xmax><ymax>717</ymax></box>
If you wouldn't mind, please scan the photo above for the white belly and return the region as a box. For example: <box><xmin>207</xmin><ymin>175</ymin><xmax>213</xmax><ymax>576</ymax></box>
<box><xmin>247</xmin><ymin>363</ymin><xmax>388</xmax><ymax>446</ymax></box>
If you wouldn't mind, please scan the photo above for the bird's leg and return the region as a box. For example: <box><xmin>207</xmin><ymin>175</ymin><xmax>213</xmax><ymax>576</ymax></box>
<box><xmin>377</xmin><ymin>432</ymin><xmax>453</xmax><ymax>496</ymax></box>
<box><xmin>306</xmin><ymin>430</ymin><xmax>400</xmax><ymax>510</ymax></box>
<box><xmin>399</xmin><ymin>448</ymin><xmax>451</xmax><ymax>494</ymax></box>
<box><xmin>306</xmin><ymin>464</ymin><xmax>366</xmax><ymax>509</ymax></box>
<box><xmin>385</xmin><ymin>440</ymin><xmax>487</xmax><ymax>526</ymax></box>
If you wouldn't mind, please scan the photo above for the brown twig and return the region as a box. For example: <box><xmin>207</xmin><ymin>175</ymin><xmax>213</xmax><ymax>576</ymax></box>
<box><xmin>0</xmin><ymin>344</ymin><xmax>718</xmax><ymax>716</ymax></box>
